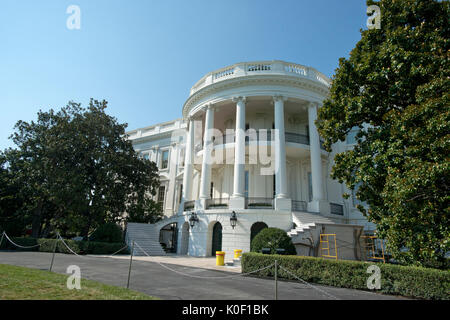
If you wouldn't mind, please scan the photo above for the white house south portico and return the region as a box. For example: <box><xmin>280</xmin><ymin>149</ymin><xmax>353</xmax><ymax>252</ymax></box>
<box><xmin>126</xmin><ymin>60</ymin><xmax>373</xmax><ymax>261</ymax></box>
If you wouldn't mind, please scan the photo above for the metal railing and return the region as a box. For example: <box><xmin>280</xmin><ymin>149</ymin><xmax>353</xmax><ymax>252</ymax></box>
<box><xmin>183</xmin><ymin>200</ymin><xmax>195</xmax><ymax>212</ymax></box>
<box><xmin>285</xmin><ymin>132</ymin><xmax>309</xmax><ymax>145</ymax></box>
<box><xmin>199</xmin><ymin>131</ymin><xmax>326</xmax><ymax>151</ymax></box>
<box><xmin>330</xmin><ymin>203</ymin><xmax>344</xmax><ymax>215</ymax></box>
<box><xmin>245</xmin><ymin>197</ymin><xmax>274</xmax><ymax>209</ymax></box>
<box><xmin>292</xmin><ymin>200</ymin><xmax>307</xmax><ymax>212</ymax></box>
<box><xmin>205</xmin><ymin>198</ymin><xmax>229</xmax><ymax>209</ymax></box>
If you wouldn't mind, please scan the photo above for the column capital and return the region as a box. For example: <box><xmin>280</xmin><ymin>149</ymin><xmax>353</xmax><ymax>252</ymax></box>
<box><xmin>273</xmin><ymin>95</ymin><xmax>288</xmax><ymax>103</ymax></box>
<box><xmin>232</xmin><ymin>96</ymin><xmax>247</xmax><ymax>103</ymax></box>
<box><xmin>201</xmin><ymin>103</ymin><xmax>218</xmax><ymax>113</ymax></box>
<box><xmin>308</xmin><ymin>101</ymin><xmax>320</xmax><ymax>108</ymax></box>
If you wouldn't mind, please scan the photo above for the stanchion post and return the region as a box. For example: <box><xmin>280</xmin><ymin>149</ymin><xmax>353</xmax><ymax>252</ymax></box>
<box><xmin>49</xmin><ymin>237</ymin><xmax>59</xmax><ymax>272</ymax></box>
<box><xmin>0</xmin><ymin>231</ymin><xmax>5</xmax><ymax>249</ymax></box>
<box><xmin>127</xmin><ymin>241</ymin><xmax>135</xmax><ymax>289</ymax></box>
<box><xmin>274</xmin><ymin>260</ymin><xmax>278</xmax><ymax>300</ymax></box>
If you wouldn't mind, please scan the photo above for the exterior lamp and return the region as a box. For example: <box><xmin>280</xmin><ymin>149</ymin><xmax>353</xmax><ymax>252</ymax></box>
<box><xmin>230</xmin><ymin>211</ymin><xmax>238</xmax><ymax>229</ymax></box>
<box><xmin>189</xmin><ymin>212</ymin><xmax>199</xmax><ymax>228</ymax></box>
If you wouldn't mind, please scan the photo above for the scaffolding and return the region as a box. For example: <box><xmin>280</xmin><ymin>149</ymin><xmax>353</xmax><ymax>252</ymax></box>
<box><xmin>361</xmin><ymin>235</ymin><xmax>386</xmax><ymax>263</ymax></box>
<box><xmin>319</xmin><ymin>234</ymin><xmax>338</xmax><ymax>260</ymax></box>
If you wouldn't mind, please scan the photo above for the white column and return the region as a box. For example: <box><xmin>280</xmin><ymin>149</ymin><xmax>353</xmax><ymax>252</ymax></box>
<box><xmin>273</xmin><ymin>96</ymin><xmax>291</xmax><ymax>211</ymax></box>
<box><xmin>181</xmin><ymin>118</ymin><xmax>194</xmax><ymax>204</ymax></box>
<box><xmin>274</xmin><ymin>96</ymin><xmax>288</xmax><ymax>198</ymax></box>
<box><xmin>233</xmin><ymin>97</ymin><xmax>246</xmax><ymax>197</ymax></box>
<box><xmin>308</xmin><ymin>102</ymin><xmax>327</xmax><ymax>213</ymax></box>
<box><xmin>230</xmin><ymin>97</ymin><xmax>246</xmax><ymax>209</ymax></box>
<box><xmin>199</xmin><ymin>105</ymin><xmax>214</xmax><ymax>202</ymax></box>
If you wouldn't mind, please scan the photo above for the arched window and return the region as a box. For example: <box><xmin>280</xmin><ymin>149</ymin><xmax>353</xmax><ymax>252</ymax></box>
<box><xmin>250</xmin><ymin>222</ymin><xmax>268</xmax><ymax>244</ymax></box>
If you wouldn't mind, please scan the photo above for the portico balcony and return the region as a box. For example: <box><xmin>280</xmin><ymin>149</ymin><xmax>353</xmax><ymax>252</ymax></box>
<box><xmin>181</xmin><ymin>60</ymin><xmax>332</xmax><ymax>214</ymax></box>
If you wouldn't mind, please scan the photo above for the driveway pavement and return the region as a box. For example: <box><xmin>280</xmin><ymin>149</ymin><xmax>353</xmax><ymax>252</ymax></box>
<box><xmin>0</xmin><ymin>251</ymin><xmax>404</xmax><ymax>300</ymax></box>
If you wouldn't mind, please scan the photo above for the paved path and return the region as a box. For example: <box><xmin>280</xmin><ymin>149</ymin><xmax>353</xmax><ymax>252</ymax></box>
<box><xmin>0</xmin><ymin>251</ymin><xmax>404</xmax><ymax>300</ymax></box>
<box><xmin>102</xmin><ymin>254</ymin><xmax>242</xmax><ymax>273</ymax></box>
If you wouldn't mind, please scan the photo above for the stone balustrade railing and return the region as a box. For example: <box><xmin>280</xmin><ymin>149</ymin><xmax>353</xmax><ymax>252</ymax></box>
<box><xmin>189</xmin><ymin>60</ymin><xmax>331</xmax><ymax>96</ymax></box>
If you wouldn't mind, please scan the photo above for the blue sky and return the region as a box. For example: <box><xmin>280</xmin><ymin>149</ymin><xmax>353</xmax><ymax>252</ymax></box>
<box><xmin>0</xmin><ymin>0</ymin><xmax>368</xmax><ymax>149</ymax></box>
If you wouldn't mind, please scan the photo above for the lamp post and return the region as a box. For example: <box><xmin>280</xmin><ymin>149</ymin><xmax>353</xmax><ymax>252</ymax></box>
<box><xmin>230</xmin><ymin>211</ymin><xmax>238</xmax><ymax>229</ymax></box>
<box><xmin>189</xmin><ymin>212</ymin><xmax>199</xmax><ymax>228</ymax></box>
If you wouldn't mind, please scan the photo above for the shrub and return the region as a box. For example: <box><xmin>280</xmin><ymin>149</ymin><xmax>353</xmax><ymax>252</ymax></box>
<box><xmin>250</xmin><ymin>227</ymin><xmax>296</xmax><ymax>255</ymax></box>
<box><xmin>241</xmin><ymin>252</ymin><xmax>450</xmax><ymax>300</ymax></box>
<box><xmin>1</xmin><ymin>237</ymin><xmax>128</xmax><ymax>255</ymax></box>
<box><xmin>90</xmin><ymin>223</ymin><xmax>123</xmax><ymax>243</ymax></box>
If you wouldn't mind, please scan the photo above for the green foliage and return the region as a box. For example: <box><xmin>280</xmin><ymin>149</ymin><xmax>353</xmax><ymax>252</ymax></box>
<box><xmin>126</xmin><ymin>197</ymin><xmax>163</xmax><ymax>224</ymax></box>
<box><xmin>250</xmin><ymin>228</ymin><xmax>296</xmax><ymax>255</ymax></box>
<box><xmin>1</xmin><ymin>99</ymin><xmax>161</xmax><ymax>238</ymax></box>
<box><xmin>90</xmin><ymin>223</ymin><xmax>123</xmax><ymax>243</ymax></box>
<box><xmin>317</xmin><ymin>0</ymin><xmax>450</xmax><ymax>268</ymax></box>
<box><xmin>0</xmin><ymin>237</ymin><xmax>128</xmax><ymax>255</ymax></box>
<box><xmin>241</xmin><ymin>252</ymin><xmax>450</xmax><ymax>300</ymax></box>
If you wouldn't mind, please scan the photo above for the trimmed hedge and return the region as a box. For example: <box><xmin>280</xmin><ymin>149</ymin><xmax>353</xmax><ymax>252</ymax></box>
<box><xmin>241</xmin><ymin>252</ymin><xmax>450</xmax><ymax>300</ymax></box>
<box><xmin>0</xmin><ymin>237</ymin><xmax>129</xmax><ymax>255</ymax></box>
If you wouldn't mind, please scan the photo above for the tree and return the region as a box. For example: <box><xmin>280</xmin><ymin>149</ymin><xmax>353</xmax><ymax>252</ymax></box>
<box><xmin>3</xmin><ymin>99</ymin><xmax>161</xmax><ymax>238</ymax></box>
<box><xmin>317</xmin><ymin>0</ymin><xmax>449</xmax><ymax>268</ymax></box>
<box><xmin>250</xmin><ymin>228</ymin><xmax>297</xmax><ymax>255</ymax></box>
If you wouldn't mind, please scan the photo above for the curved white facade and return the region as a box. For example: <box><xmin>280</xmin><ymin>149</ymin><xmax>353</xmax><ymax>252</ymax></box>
<box><xmin>127</xmin><ymin>60</ymin><xmax>374</xmax><ymax>260</ymax></box>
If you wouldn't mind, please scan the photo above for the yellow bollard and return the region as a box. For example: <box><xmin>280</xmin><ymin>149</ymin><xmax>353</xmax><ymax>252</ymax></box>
<box><xmin>234</xmin><ymin>249</ymin><xmax>242</xmax><ymax>259</ymax></box>
<box><xmin>216</xmin><ymin>251</ymin><xmax>225</xmax><ymax>266</ymax></box>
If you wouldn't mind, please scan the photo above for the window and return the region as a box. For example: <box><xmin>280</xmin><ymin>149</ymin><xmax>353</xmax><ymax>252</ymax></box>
<box><xmin>244</xmin><ymin>171</ymin><xmax>249</xmax><ymax>198</ymax></box>
<box><xmin>158</xmin><ymin>186</ymin><xmax>166</xmax><ymax>207</ymax></box>
<box><xmin>210</xmin><ymin>182</ymin><xmax>214</xmax><ymax>199</ymax></box>
<box><xmin>273</xmin><ymin>174</ymin><xmax>276</xmax><ymax>197</ymax></box>
<box><xmin>179</xmin><ymin>184</ymin><xmax>183</xmax><ymax>204</ymax></box>
<box><xmin>308</xmin><ymin>172</ymin><xmax>313</xmax><ymax>202</ymax></box>
<box><xmin>347</xmin><ymin>128</ymin><xmax>360</xmax><ymax>144</ymax></box>
<box><xmin>180</xmin><ymin>148</ymin><xmax>185</xmax><ymax>167</ymax></box>
<box><xmin>161</xmin><ymin>150</ymin><xmax>169</xmax><ymax>169</ymax></box>
<box><xmin>143</xmin><ymin>153</ymin><xmax>150</xmax><ymax>160</ymax></box>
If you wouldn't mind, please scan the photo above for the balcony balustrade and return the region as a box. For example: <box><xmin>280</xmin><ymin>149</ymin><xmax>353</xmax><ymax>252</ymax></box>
<box><xmin>292</xmin><ymin>200</ymin><xmax>307</xmax><ymax>212</ymax></box>
<box><xmin>205</xmin><ymin>198</ymin><xmax>229</xmax><ymax>209</ymax></box>
<box><xmin>245</xmin><ymin>197</ymin><xmax>274</xmax><ymax>209</ymax></box>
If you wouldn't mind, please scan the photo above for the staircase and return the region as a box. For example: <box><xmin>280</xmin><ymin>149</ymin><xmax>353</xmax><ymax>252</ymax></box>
<box><xmin>125</xmin><ymin>222</ymin><xmax>166</xmax><ymax>256</ymax></box>
<box><xmin>287</xmin><ymin>211</ymin><xmax>336</xmax><ymax>241</ymax></box>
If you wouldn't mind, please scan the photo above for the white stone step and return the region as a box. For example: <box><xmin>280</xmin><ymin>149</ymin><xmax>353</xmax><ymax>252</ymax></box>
<box><xmin>126</xmin><ymin>222</ymin><xmax>167</xmax><ymax>256</ymax></box>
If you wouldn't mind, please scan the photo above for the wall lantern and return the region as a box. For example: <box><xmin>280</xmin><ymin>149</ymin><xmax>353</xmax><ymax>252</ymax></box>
<box><xmin>230</xmin><ymin>211</ymin><xmax>238</xmax><ymax>229</ymax></box>
<box><xmin>189</xmin><ymin>212</ymin><xmax>199</xmax><ymax>228</ymax></box>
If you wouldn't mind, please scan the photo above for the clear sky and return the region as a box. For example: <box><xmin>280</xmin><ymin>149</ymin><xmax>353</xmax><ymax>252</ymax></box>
<box><xmin>0</xmin><ymin>0</ymin><xmax>368</xmax><ymax>149</ymax></box>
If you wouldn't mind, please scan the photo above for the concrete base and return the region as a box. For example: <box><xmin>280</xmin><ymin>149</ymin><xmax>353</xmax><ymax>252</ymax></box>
<box><xmin>229</xmin><ymin>196</ymin><xmax>245</xmax><ymax>210</ymax></box>
<box><xmin>274</xmin><ymin>197</ymin><xmax>292</xmax><ymax>211</ymax></box>
<box><xmin>307</xmin><ymin>200</ymin><xmax>330</xmax><ymax>215</ymax></box>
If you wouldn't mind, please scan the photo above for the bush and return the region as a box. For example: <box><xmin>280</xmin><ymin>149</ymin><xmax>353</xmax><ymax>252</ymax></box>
<box><xmin>241</xmin><ymin>252</ymin><xmax>450</xmax><ymax>300</ymax></box>
<box><xmin>250</xmin><ymin>227</ymin><xmax>296</xmax><ymax>255</ymax></box>
<box><xmin>90</xmin><ymin>223</ymin><xmax>123</xmax><ymax>243</ymax></box>
<box><xmin>1</xmin><ymin>236</ymin><xmax>128</xmax><ymax>255</ymax></box>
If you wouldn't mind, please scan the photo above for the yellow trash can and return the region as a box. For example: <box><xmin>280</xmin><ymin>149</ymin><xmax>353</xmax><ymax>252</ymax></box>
<box><xmin>234</xmin><ymin>249</ymin><xmax>242</xmax><ymax>259</ymax></box>
<box><xmin>216</xmin><ymin>251</ymin><xmax>225</xmax><ymax>266</ymax></box>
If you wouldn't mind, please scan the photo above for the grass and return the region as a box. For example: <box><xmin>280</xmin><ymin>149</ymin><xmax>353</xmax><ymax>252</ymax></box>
<box><xmin>0</xmin><ymin>264</ymin><xmax>159</xmax><ymax>300</ymax></box>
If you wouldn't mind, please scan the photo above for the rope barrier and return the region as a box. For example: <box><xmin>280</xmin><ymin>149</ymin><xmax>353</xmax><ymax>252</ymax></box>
<box><xmin>278</xmin><ymin>265</ymin><xmax>340</xmax><ymax>300</ymax></box>
<box><xmin>57</xmin><ymin>235</ymin><xmax>129</xmax><ymax>259</ymax></box>
<box><xmin>133</xmin><ymin>241</ymin><xmax>275</xmax><ymax>280</ymax></box>
<box><xmin>2</xmin><ymin>232</ymin><xmax>56</xmax><ymax>249</ymax></box>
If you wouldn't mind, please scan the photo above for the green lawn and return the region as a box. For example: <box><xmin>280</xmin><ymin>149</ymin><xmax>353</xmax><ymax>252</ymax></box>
<box><xmin>0</xmin><ymin>264</ymin><xmax>159</xmax><ymax>300</ymax></box>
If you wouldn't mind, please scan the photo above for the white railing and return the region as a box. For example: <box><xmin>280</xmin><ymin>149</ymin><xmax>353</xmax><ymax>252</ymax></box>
<box><xmin>189</xmin><ymin>60</ymin><xmax>331</xmax><ymax>95</ymax></box>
